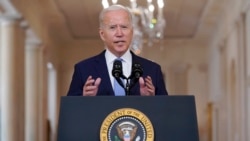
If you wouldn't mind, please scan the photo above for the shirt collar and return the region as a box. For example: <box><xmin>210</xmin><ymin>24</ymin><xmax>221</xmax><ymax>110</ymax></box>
<box><xmin>105</xmin><ymin>49</ymin><xmax>132</xmax><ymax>64</ymax></box>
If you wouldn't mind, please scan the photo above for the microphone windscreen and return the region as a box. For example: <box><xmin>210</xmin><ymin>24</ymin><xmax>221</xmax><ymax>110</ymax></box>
<box><xmin>112</xmin><ymin>60</ymin><xmax>123</xmax><ymax>78</ymax></box>
<box><xmin>132</xmin><ymin>63</ymin><xmax>143</xmax><ymax>79</ymax></box>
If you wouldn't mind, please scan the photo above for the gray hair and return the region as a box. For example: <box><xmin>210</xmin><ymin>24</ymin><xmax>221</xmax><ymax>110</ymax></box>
<box><xmin>99</xmin><ymin>4</ymin><xmax>133</xmax><ymax>28</ymax></box>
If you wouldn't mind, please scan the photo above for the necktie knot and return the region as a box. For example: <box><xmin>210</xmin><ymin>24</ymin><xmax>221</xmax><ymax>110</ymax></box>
<box><xmin>116</xmin><ymin>57</ymin><xmax>122</xmax><ymax>60</ymax></box>
<box><xmin>115</xmin><ymin>58</ymin><xmax>123</xmax><ymax>62</ymax></box>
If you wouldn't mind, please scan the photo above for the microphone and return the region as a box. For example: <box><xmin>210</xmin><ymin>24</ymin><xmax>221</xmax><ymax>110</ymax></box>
<box><xmin>128</xmin><ymin>62</ymin><xmax>143</xmax><ymax>89</ymax></box>
<box><xmin>129</xmin><ymin>62</ymin><xmax>143</xmax><ymax>79</ymax></box>
<box><xmin>112</xmin><ymin>59</ymin><xmax>125</xmax><ymax>79</ymax></box>
<box><xmin>112</xmin><ymin>59</ymin><xmax>126</xmax><ymax>89</ymax></box>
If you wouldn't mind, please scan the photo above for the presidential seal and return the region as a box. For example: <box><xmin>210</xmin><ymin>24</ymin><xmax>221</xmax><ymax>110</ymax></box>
<box><xmin>100</xmin><ymin>108</ymin><xmax>154</xmax><ymax>141</ymax></box>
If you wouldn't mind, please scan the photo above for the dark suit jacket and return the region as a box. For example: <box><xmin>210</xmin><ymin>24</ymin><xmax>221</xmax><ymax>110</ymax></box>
<box><xmin>67</xmin><ymin>50</ymin><xmax>168</xmax><ymax>96</ymax></box>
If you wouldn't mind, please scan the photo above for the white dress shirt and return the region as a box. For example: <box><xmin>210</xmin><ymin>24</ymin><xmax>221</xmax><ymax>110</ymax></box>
<box><xmin>105</xmin><ymin>49</ymin><xmax>132</xmax><ymax>89</ymax></box>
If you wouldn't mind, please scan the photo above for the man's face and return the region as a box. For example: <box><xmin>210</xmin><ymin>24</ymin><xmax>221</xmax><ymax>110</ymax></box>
<box><xmin>99</xmin><ymin>10</ymin><xmax>133</xmax><ymax>57</ymax></box>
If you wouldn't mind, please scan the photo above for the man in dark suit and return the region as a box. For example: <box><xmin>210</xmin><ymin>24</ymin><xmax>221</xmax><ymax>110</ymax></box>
<box><xmin>67</xmin><ymin>4</ymin><xmax>168</xmax><ymax>96</ymax></box>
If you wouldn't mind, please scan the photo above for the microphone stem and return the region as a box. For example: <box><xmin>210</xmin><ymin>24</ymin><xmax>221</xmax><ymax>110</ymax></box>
<box><xmin>125</xmin><ymin>79</ymin><xmax>130</xmax><ymax>95</ymax></box>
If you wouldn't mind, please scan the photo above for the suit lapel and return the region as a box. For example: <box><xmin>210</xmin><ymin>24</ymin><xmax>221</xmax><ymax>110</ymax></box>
<box><xmin>94</xmin><ymin>51</ymin><xmax>114</xmax><ymax>95</ymax></box>
<box><xmin>129</xmin><ymin>51</ymin><xmax>140</xmax><ymax>95</ymax></box>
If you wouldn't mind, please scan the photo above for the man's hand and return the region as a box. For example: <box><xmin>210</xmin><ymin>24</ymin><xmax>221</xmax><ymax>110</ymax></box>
<box><xmin>139</xmin><ymin>76</ymin><xmax>155</xmax><ymax>96</ymax></box>
<box><xmin>83</xmin><ymin>76</ymin><xmax>101</xmax><ymax>96</ymax></box>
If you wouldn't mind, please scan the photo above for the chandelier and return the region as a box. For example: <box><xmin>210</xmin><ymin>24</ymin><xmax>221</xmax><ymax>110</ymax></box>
<box><xmin>102</xmin><ymin>0</ymin><xmax>166</xmax><ymax>54</ymax></box>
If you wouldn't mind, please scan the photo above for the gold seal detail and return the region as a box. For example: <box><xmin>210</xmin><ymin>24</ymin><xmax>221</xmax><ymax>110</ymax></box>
<box><xmin>100</xmin><ymin>108</ymin><xmax>154</xmax><ymax>141</ymax></box>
